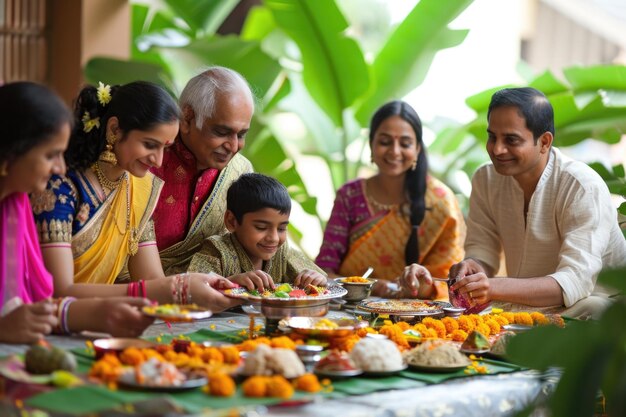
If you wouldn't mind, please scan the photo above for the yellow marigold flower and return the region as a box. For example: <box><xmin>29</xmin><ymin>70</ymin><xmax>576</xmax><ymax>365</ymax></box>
<box><xmin>441</xmin><ymin>317</ymin><xmax>459</xmax><ymax>335</ymax></box>
<box><xmin>485</xmin><ymin>318</ymin><xmax>501</xmax><ymax>335</ymax></box>
<box><xmin>201</xmin><ymin>347</ymin><xmax>224</xmax><ymax>364</ymax></box>
<box><xmin>450</xmin><ymin>329</ymin><xmax>468</xmax><ymax>342</ymax></box>
<box><xmin>97</xmin><ymin>82</ymin><xmax>112</xmax><ymax>105</ymax></box>
<box><xmin>493</xmin><ymin>315</ymin><xmax>509</xmax><ymax>326</ymax></box>
<box><xmin>395</xmin><ymin>321</ymin><xmax>410</xmax><ymax>331</ymax></box>
<box><xmin>207</xmin><ymin>372</ymin><xmax>236</xmax><ymax>397</ymax></box>
<box><xmin>550</xmin><ymin>314</ymin><xmax>566</xmax><ymax>327</ymax></box>
<box><xmin>267</xmin><ymin>375</ymin><xmax>294</xmax><ymax>399</ymax></box>
<box><xmin>501</xmin><ymin>312</ymin><xmax>515</xmax><ymax>324</ymax></box>
<box><xmin>475</xmin><ymin>323</ymin><xmax>491</xmax><ymax>338</ymax></box>
<box><xmin>457</xmin><ymin>316</ymin><xmax>475</xmax><ymax>333</ymax></box>
<box><xmin>270</xmin><ymin>336</ymin><xmax>296</xmax><ymax>350</ymax></box>
<box><xmin>219</xmin><ymin>346</ymin><xmax>241</xmax><ymax>364</ymax></box>
<box><xmin>120</xmin><ymin>347</ymin><xmax>146</xmax><ymax>366</ymax></box>
<box><xmin>530</xmin><ymin>312</ymin><xmax>549</xmax><ymax>325</ymax></box>
<box><xmin>293</xmin><ymin>373</ymin><xmax>322</xmax><ymax>393</ymax></box>
<box><xmin>514</xmin><ymin>312</ymin><xmax>533</xmax><ymax>326</ymax></box>
<box><xmin>422</xmin><ymin>328</ymin><xmax>438</xmax><ymax>339</ymax></box>
<box><xmin>424</xmin><ymin>319</ymin><xmax>446</xmax><ymax>339</ymax></box>
<box><xmin>210</xmin><ymin>324</ymin><xmax>216</xmax><ymax>330</ymax></box>
<box><xmin>242</xmin><ymin>376</ymin><xmax>268</xmax><ymax>397</ymax></box>
<box><xmin>413</xmin><ymin>323</ymin><xmax>428</xmax><ymax>334</ymax></box>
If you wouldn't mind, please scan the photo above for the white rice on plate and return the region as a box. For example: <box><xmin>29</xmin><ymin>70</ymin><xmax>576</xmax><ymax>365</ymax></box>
<box><xmin>349</xmin><ymin>337</ymin><xmax>404</xmax><ymax>371</ymax></box>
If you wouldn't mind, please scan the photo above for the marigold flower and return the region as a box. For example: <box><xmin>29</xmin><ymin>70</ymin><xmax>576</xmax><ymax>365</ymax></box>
<box><xmin>242</xmin><ymin>376</ymin><xmax>268</xmax><ymax>397</ymax></box>
<box><xmin>450</xmin><ymin>329</ymin><xmax>468</xmax><ymax>342</ymax></box>
<box><xmin>501</xmin><ymin>312</ymin><xmax>515</xmax><ymax>324</ymax></box>
<box><xmin>267</xmin><ymin>375</ymin><xmax>294</xmax><ymax>399</ymax></box>
<box><xmin>207</xmin><ymin>372</ymin><xmax>236</xmax><ymax>397</ymax></box>
<box><xmin>219</xmin><ymin>346</ymin><xmax>241</xmax><ymax>364</ymax></box>
<box><xmin>514</xmin><ymin>312</ymin><xmax>533</xmax><ymax>326</ymax></box>
<box><xmin>530</xmin><ymin>312</ymin><xmax>549</xmax><ymax>325</ymax></box>
<box><xmin>457</xmin><ymin>316</ymin><xmax>475</xmax><ymax>333</ymax></box>
<box><xmin>485</xmin><ymin>318</ymin><xmax>501</xmax><ymax>335</ymax></box>
<box><xmin>441</xmin><ymin>317</ymin><xmax>459</xmax><ymax>335</ymax></box>
<box><xmin>293</xmin><ymin>373</ymin><xmax>322</xmax><ymax>393</ymax></box>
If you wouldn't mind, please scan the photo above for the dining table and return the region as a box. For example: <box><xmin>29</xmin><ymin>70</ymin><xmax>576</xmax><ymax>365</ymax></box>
<box><xmin>0</xmin><ymin>304</ymin><xmax>559</xmax><ymax>417</ymax></box>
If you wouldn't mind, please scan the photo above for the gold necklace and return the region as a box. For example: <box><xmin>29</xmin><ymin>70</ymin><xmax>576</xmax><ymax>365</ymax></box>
<box><xmin>91</xmin><ymin>162</ymin><xmax>139</xmax><ymax>256</ymax></box>
<box><xmin>124</xmin><ymin>176</ymin><xmax>139</xmax><ymax>256</ymax></box>
<box><xmin>92</xmin><ymin>161</ymin><xmax>123</xmax><ymax>194</ymax></box>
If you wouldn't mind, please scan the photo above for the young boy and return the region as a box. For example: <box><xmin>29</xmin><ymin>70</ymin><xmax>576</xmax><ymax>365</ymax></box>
<box><xmin>188</xmin><ymin>173</ymin><xmax>327</xmax><ymax>291</ymax></box>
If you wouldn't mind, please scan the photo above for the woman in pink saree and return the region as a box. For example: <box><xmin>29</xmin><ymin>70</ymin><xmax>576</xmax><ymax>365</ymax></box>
<box><xmin>0</xmin><ymin>82</ymin><xmax>154</xmax><ymax>343</ymax></box>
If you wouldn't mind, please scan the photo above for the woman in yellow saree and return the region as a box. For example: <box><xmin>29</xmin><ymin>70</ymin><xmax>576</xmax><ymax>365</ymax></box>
<box><xmin>32</xmin><ymin>82</ymin><xmax>239</xmax><ymax>311</ymax></box>
<box><xmin>316</xmin><ymin>101</ymin><xmax>465</xmax><ymax>300</ymax></box>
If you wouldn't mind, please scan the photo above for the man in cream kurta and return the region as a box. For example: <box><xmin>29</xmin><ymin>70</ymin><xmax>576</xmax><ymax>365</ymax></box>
<box><xmin>448</xmin><ymin>87</ymin><xmax>626</xmax><ymax>319</ymax></box>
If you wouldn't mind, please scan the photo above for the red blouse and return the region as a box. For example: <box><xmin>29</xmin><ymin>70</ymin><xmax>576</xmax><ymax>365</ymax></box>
<box><xmin>151</xmin><ymin>137</ymin><xmax>219</xmax><ymax>251</ymax></box>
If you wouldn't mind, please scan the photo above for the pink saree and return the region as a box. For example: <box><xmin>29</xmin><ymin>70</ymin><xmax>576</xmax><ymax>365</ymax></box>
<box><xmin>0</xmin><ymin>192</ymin><xmax>53</xmax><ymax>310</ymax></box>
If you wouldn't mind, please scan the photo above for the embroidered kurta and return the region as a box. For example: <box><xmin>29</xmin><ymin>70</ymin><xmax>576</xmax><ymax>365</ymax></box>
<box><xmin>151</xmin><ymin>137</ymin><xmax>253</xmax><ymax>275</ymax></box>
<box><xmin>316</xmin><ymin>176</ymin><xmax>465</xmax><ymax>280</ymax></box>
<box><xmin>465</xmin><ymin>147</ymin><xmax>626</xmax><ymax>307</ymax></box>
<box><xmin>188</xmin><ymin>233</ymin><xmax>324</xmax><ymax>284</ymax></box>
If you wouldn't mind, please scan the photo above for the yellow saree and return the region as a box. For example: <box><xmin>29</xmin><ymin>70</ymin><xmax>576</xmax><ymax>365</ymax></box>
<box><xmin>338</xmin><ymin>176</ymin><xmax>465</xmax><ymax>283</ymax></box>
<box><xmin>73</xmin><ymin>173</ymin><xmax>162</xmax><ymax>284</ymax></box>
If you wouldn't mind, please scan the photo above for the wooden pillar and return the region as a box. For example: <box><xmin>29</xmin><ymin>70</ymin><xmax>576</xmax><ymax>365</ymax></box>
<box><xmin>48</xmin><ymin>0</ymin><xmax>129</xmax><ymax>105</ymax></box>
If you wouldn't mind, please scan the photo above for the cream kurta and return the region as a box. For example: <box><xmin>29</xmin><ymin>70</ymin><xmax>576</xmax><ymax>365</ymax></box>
<box><xmin>465</xmin><ymin>147</ymin><xmax>626</xmax><ymax>307</ymax></box>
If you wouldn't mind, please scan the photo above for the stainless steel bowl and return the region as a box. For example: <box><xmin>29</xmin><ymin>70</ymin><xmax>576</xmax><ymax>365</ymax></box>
<box><xmin>260</xmin><ymin>298</ymin><xmax>330</xmax><ymax>319</ymax></box>
<box><xmin>257</xmin><ymin>283</ymin><xmax>347</xmax><ymax>319</ymax></box>
<box><xmin>334</xmin><ymin>278</ymin><xmax>377</xmax><ymax>302</ymax></box>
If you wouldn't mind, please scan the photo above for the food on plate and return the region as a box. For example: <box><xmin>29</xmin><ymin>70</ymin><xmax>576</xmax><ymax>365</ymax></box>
<box><xmin>241</xmin><ymin>344</ymin><xmax>305</xmax><ymax>378</ymax></box>
<box><xmin>490</xmin><ymin>331</ymin><xmax>516</xmax><ymax>356</ymax></box>
<box><xmin>224</xmin><ymin>283</ymin><xmax>334</xmax><ymax>300</ymax></box>
<box><xmin>143</xmin><ymin>304</ymin><xmax>193</xmax><ymax>315</ymax></box>
<box><xmin>359</xmin><ymin>299</ymin><xmax>443</xmax><ymax>313</ymax></box>
<box><xmin>349</xmin><ymin>337</ymin><xmax>404</xmax><ymax>372</ymax></box>
<box><xmin>119</xmin><ymin>357</ymin><xmax>186</xmax><ymax>387</ymax></box>
<box><xmin>461</xmin><ymin>330</ymin><xmax>491</xmax><ymax>352</ymax></box>
<box><xmin>341</xmin><ymin>276</ymin><xmax>372</xmax><ymax>283</ymax></box>
<box><xmin>313</xmin><ymin>318</ymin><xmax>339</xmax><ymax>329</ymax></box>
<box><xmin>403</xmin><ymin>340</ymin><xmax>471</xmax><ymax>367</ymax></box>
<box><xmin>315</xmin><ymin>350</ymin><xmax>358</xmax><ymax>372</ymax></box>
<box><xmin>25</xmin><ymin>343</ymin><xmax>77</xmax><ymax>375</ymax></box>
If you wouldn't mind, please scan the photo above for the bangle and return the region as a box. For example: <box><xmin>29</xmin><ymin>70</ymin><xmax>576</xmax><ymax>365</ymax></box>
<box><xmin>127</xmin><ymin>282</ymin><xmax>137</xmax><ymax>297</ymax></box>
<box><xmin>54</xmin><ymin>297</ymin><xmax>76</xmax><ymax>335</ymax></box>
<box><xmin>139</xmin><ymin>280</ymin><xmax>147</xmax><ymax>298</ymax></box>
<box><xmin>173</xmin><ymin>273</ymin><xmax>191</xmax><ymax>304</ymax></box>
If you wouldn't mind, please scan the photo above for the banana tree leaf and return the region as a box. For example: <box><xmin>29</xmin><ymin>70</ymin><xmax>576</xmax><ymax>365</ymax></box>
<box><xmin>354</xmin><ymin>0</ymin><xmax>473</xmax><ymax>124</ymax></box>
<box><xmin>265</xmin><ymin>0</ymin><xmax>370</xmax><ymax>127</ymax></box>
<box><xmin>130</xmin><ymin>4</ymin><xmax>181</xmax><ymax>71</ymax></box>
<box><xmin>83</xmin><ymin>58</ymin><xmax>176</xmax><ymax>95</ymax></box>
<box><xmin>598</xmin><ymin>266</ymin><xmax>626</xmax><ymax>294</ymax></box>
<box><xmin>241</xmin><ymin>5</ymin><xmax>276</xmax><ymax>41</ymax></box>
<box><xmin>528</xmin><ymin>70</ymin><xmax>569</xmax><ymax>95</ymax></box>
<box><xmin>155</xmin><ymin>35</ymin><xmax>282</xmax><ymax>99</ymax></box>
<box><xmin>465</xmin><ymin>85</ymin><xmax>512</xmax><ymax>113</ymax></box>
<box><xmin>244</xmin><ymin>127</ymin><xmax>318</xmax><ymax>217</ymax></box>
<box><xmin>564</xmin><ymin>65</ymin><xmax>626</xmax><ymax>91</ymax></box>
<box><xmin>163</xmin><ymin>0</ymin><xmax>238</xmax><ymax>35</ymax></box>
<box><xmin>277</xmin><ymin>72</ymin><xmax>343</xmax><ymax>156</ymax></box>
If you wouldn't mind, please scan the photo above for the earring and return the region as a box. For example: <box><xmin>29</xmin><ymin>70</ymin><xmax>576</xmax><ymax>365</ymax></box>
<box><xmin>99</xmin><ymin>133</ymin><xmax>118</xmax><ymax>165</ymax></box>
<box><xmin>0</xmin><ymin>162</ymin><xmax>7</xmax><ymax>177</ymax></box>
<box><xmin>411</xmin><ymin>159</ymin><xmax>417</xmax><ymax>171</ymax></box>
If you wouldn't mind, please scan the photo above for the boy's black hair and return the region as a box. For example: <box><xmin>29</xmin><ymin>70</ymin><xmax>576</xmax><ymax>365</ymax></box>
<box><xmin>487</xmin><ymin>87</ymin><xmax>554</xmax><ymax>143</ymax></box>
<box><xmin>227</xmin><ymin>173</ymin><xmax>291</xmax><ymax>223</ymax></box>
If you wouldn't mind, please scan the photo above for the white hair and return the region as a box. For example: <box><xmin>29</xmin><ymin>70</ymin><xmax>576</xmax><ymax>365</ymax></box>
<box><xmin>179</xmin><ymin>66</ymin><xmax>254</xmax><ymax>129</ymax></box>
